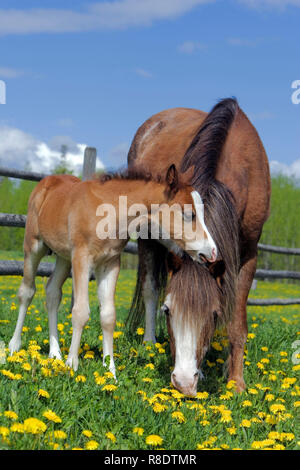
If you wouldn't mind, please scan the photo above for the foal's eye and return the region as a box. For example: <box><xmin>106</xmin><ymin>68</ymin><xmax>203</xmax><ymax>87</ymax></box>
<box><xmin>183</xmin><ymin>211</ymin><xmax>195</xmax><ymax>222</ymax></box>
<box><xmin>161</xmin><ymin>304</ymin><xmax>170</xmax><ymax>316</ymax></box>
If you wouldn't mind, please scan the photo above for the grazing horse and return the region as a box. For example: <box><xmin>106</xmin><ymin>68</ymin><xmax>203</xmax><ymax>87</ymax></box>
<box><xmin>9</xmin><ymin>167</ymin><xmax>216</xmax><ymax>376</ymax></box>
<box><xmin>127</xmin><ymin>98</ymin><xmax>271</xmax><ymax>395</ymax></box>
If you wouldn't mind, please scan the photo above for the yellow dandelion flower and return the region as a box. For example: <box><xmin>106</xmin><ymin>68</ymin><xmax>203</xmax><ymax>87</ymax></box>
<box><xmin>38</xmin><ymin>389</ymin><xmax>50</xmax><ymax>399</ymax></box>
<box><xmin>171</xmin><ymin>411</ymin><xmax>186</xmax><ymax>423</ymax></box>
<box><xmin>75</xmin><ymin>375</ymin><xmax>86</xmax><ymax>383</ymax></box>
<box><xmin>226</xmin><ymin>427</ymin><xmax>237</xmax><ymax>435</ymax></box>
<box><xmin>136</xmin><ymin>327</ymin><xmax>144</xmax><ymax>335</ymax></box>
<box><xmin>240</xmin><ymin>419</ymin><xmax>251</xmax><ymax>428</ymax></box>
<box><xmin>152</xmin><ymin>402</ymin><xmax>167</xmax><ymax>413</ymax></box>
<box><xmin>242</xmin><ymin>400</ymin><xmax>252</xmax><ymax>407</ymax></box>
<box><xmin>106</xmin><ymin>432</ymin><xmax>116</xmax><ymax>443</ymax></box>
<box><xmin>85</xmin><ymin>440</ymin><xmax>99</xmax><ymax>450</ymax></box>
<box><xmin>23</xmin><ymin>418</ymin><xmax>47</xmax><ymax>434</ymax></box>
<box><xmin>53</xmin><ymin>430</ymin><xmax>67</xmax><ymax>440</ymax></box>
<box><xmin>145</xmin><ymin>435</ymin><xmax>163</xmax><ymax>446</ymax></box>
<box><xmin>10</xmin><ymin>423</ymin><xmax>24</xmax><ymax>433</ymax></box>
<box><xmin>82</xmin><ymin>430</ymin><xmax>93</xmax><ymax>438</ymax></box>
<box><xmin>265</xmin><ymin>394</ymin><xmax>275</xmax><ymax>402</ymax></box>
<box><xmin>102</xmin><ymin>384</ymin><xmax>117</xmax><ymax>392</ymax></box>
<box><xmin>43</xmin><ymin>410</ymin><xmax>62</xmax><ymax>423</ymax></box>
<box><xmin>4</xmin><ymin>410</ymin><xmax>18</xmax><ymax>420</ymax></box>
<box><xmin>133</xmin><ymin>427</ymin><xmax>144</xmax><ymax>436</ymax></box>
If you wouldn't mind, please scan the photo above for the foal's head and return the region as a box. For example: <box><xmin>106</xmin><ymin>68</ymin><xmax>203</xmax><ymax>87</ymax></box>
<box><xmin>149</xmin><ymin>164</ymin><xmax>217</xmax><ymax>264</ymax></box>
<box><xmin>161</xmin><ymin>255</ymin><xmax>226</xmax><ymax>397</ymax></box>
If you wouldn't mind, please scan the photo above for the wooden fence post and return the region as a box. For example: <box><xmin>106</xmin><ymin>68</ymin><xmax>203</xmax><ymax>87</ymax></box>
<box><xmin>82</xmin><ymin>147</ymin><xmax>97</xmax><ymax>181</ymax></box>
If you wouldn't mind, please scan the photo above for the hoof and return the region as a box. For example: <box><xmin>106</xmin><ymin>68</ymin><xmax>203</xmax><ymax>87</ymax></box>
<box><xmin>65</xmin><ymin>356</ymin><xmax>78</xmax><ymax>371</ymax></box>
<box><xmin>9</xmin><ymin>338</ymin><xmax>21</xmax><ymax>355</ymax></box>
<box><xmin>49</xmin><ymin>349</ymin><xmax>62</xmax><ymax>360</ymax></box>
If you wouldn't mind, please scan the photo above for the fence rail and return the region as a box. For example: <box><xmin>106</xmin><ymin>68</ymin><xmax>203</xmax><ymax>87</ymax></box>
<box><xmin>0</xmin><ymin>155</ymin><xmax>299</xmax><ymax>307</ymax></box>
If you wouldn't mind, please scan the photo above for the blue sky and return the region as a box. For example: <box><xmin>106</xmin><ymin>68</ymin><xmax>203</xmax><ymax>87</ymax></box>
<box><xmin>0</xmin><ymin>0</ymin><xmax>299</xmax><ymax>175</ymax></box>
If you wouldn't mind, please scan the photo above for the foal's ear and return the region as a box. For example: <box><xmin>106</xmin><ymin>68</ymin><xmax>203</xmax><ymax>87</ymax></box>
<box><xmin>165</xmin><ymin>164</ymin><xmax>179</xmax><ymax>196</ymax></box>
<box><xmin>208</xmin><ymin>259</ymin><xmax>226</xmax><ymax>290</ymax></box>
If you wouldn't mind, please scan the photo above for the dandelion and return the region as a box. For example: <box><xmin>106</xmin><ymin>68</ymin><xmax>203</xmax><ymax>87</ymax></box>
<box><xmin>106</xmin><ymin>432</ymin><xmax>116</xmax><ymax>443</ymax></box>
<box><xmin>152</xmin><ymin>402</ymin><xmax>167</xmax><ymax>413</ymax></box>
<box><xmin>4</xmin><ymin>411</ymin><xmax>18</xmax><ymax>420</ymax></box>
<box><xmin>53</xmin><ymin>430</ymin><xmax>67</xmax><ymax>440</ymax></box>
<box><xmin>145</xmin><ymin>435</ymin><xmax>163</xmax><ymax>446</ymax></box>
<box><xmin>133</xmin><ymin>427</ymin><xmax>144</xmax><ymax>436</ymax></box>
<box><xmin>136</xmin><ymin>327</ymin><xmax>144</xmax><ymax>336</ymax></box>
<box><xmin>172</xmin><ymin>411</ymin><xmax>186</xmax><ymax>423</ymax></box>
<box><xmin>10</xmin><ymin>423</ymin><xmax>24</xmax><ymax>433</ymax></box>
<box><xmin>240</xmin><ymin>419</ymin><xmax>251</xmax><ymax>428</ymax></box>
<box><xmin>242</xmin><ymin>400</ymin><xmax>252</xmax><ymax>407</ymax></box>
<box><xmin>23</xmin><ymin>418</ymin><xmax>47</xmax><ymax>434</ymax></box>
<box><xmin>270</xmin><ymin>403</ymin><xmax>286</xmax><ymax>414</ymax></box>
<box><xmin>43</xmin><ymin>410</ymin><xmax>62</xmax><ymax>423</ymax></box>
<box><xmin>226</xmin><ymin>426</ymin><xmax>237</xmax><ymax>435</ymax></box>
<box><xmin>264</xmin><ymin>394</ymin><xmax>275</xmax><ymax>402</ymax></box>
<box><xmin>82</xmin><ymin>430</ymin><xmax>93</xmax><ymax>438</ymax></box>
<box><xmin>85</xmin><ymin>440</ymin><xmax>99</xmax><ymax>450</ymax></box>
<box><xmin>102</xmin><ymin>384</ymin><xmax>117</xmax><ymax>392</ymax></box>
<box><xmin>38</xmin><ymin>389</ymin><xmax>50</xmax><ymax>399</ymax></box>
<box><xmin>75</xmin><ymin>375</ymin><xmax>86</xmax><ymax>383</ymax></box>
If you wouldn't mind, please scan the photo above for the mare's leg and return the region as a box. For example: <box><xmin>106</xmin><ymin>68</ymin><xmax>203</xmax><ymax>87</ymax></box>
<box><xmin>46</xmin><ymin>256</ymin><xmax>71</xmax><ymax>359</ymax></box>
<box><xmin>140</xmin><ymin>240</ymin><xmax>159</xmax><ymax>343</ymax></box>
<box><xmin>226</xmin><ymin>243</ymin><xmax>258</xmax><ymax>392</ymax></box>
<box><xmin>65</xmin><ymin>250</ymin><xmax>90</xmax><ymax>370</ymax></box>
<box><xmin>95</xmin><ymin>256</ymin><xmax>120</xmax><ymax>377</ymax></box>
<box><xmin>9</xmin><ymin>240</ymin><xmax>47</xmax><ymax>354</ymax></box>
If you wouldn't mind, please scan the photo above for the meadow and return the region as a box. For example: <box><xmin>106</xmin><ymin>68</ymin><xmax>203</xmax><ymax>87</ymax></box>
<box><xmin>0</xmin><ymin>266</ymin><xmax>299</xmax><ymax>450</ymax></box>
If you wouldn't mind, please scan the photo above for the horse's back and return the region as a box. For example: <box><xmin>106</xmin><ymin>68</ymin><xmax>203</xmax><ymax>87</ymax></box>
<box><xmin>128</xmin><ymin>105</ymin><xmax>271</xmax><ymax>241</ymax></box>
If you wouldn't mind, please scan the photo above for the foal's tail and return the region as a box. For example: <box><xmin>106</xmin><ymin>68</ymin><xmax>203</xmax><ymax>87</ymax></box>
<box><xmin>126</xmin><ymin>239</ymin><xmax>168</xmax><ymax>333</ymax></box>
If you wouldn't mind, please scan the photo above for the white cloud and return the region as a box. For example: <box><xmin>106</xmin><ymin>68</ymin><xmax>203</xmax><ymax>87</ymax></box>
<box><xmin>0</xmin><ymin>126</ymin><xmax>104</xmax><ymax>175</ymax></box>
<box><xmin>0</xmin><ymin>67</ymin><xmax>24</xmax><ymax>78</ymax></box>
<box><xmin>270</xmin><ymin>159</ymin><xmax>300</xmax><ymax>179</ymax></box>
<box><xmin>0</xmin><ymin>1</ymin><xmax>214</xmax><ymax>36</ymax></box>
<box><xmin>177</xmin><ymin>41</ymin><xmax>207</xmax><ymax>54</ymax></box>
<box><xmin>238</xmin><ymin>0</ymin><xmax>300</xmax><ymax>9</ymax></box>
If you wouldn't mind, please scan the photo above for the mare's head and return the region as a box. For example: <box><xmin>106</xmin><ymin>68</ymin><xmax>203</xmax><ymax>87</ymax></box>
<box><xmin>149</xmin><ymin>164</ymin><xmax>217</xmax><ymax>264</ymax></box>
<box><xmin>162</xmin><ymin>256</ymin><xmax>226</xmax><ymax>396</ymax></box>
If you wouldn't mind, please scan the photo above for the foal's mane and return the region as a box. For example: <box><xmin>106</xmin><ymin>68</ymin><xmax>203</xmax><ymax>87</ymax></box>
<box><xmin>99</xmin><ymin>167</ymin><xmax>185</xmax><ymax>189</ymax></box>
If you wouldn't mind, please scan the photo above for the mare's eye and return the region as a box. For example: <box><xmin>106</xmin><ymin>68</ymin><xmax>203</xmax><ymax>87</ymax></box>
<box><xmin>161</xmin><ymin>304</ymin><xmax>170</xmax><ymax>316</ymax></box>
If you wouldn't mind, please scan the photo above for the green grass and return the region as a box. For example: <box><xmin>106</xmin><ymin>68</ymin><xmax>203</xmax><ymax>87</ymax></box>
<box><xmin>0</xmin><ymin>270</ymin><xmax>299</xmax><ymax>450</ymax></box>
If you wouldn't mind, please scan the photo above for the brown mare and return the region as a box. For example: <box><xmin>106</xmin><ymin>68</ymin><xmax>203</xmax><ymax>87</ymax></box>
<box><xmin>127</xmin><ymin>98</ymin><xmax>271</xmax><ymax>395</ymax></box>
<box><xmin>9</xmin><ymin>167</ymin><xmax>217</xmax><ymax>376</ymax></box>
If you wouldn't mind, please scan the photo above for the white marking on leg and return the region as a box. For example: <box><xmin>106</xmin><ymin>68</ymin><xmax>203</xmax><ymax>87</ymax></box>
<box><xmin>96</xmin><ymin>258</ymin><xmax>120</xmax><ymax>377</ymax></box>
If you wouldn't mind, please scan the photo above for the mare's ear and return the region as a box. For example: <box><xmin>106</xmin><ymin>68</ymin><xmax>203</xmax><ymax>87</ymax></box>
<box><xmin>167</xmin><ymin>252</ymin><xmax>183</xmax><ymax>274</ymax></box>
<box><xmin>208</xmin><ymin>259</ymin><xmax>226</xmax><ymax>290</ymax></box>
<box><xmin>165</xmin><ymin>164</ymin><xmax>179</xmax><ymax>196</ymax></box>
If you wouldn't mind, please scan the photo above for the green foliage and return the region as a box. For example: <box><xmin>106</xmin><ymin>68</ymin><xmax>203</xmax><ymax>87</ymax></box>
<box><xmin>258</xmin><ymin>175</ymin><xmax>300</xmax><ymax>271</ymax></box>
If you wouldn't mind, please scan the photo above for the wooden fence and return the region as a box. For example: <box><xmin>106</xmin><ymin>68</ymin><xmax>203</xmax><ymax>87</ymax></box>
<box><xmin>0</xmin><ymin>151</ymin><xmax>299</xmax><ymax>307</ymax></box>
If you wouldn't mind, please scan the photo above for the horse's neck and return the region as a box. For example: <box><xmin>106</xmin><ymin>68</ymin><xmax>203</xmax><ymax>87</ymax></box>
<box><xmin>125</xmin><ymin>180</ymin><xmax>166</xmax><ymax>208</ymax></box>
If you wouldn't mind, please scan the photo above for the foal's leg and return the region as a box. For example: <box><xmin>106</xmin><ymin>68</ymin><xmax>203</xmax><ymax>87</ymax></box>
<box><xmin>226</xmin><ymin>246</ymin><xmax>258</xmax><ymax>392</ymax></box>
<box><xmin>46</xmin><ymin>256</ymin><xmax>71</xmax><ymax>359</ymax></box>
<box><xmin>65</xmin><ymin>250</ymin><xmax>90</xmax><ymax>371</ymax></box>
<box><xmin>95</xmin><ymin>257</ymin><xmax>120</xmax><ymax>377</ymax></box>
<box><xmin>140</xmin><ymin>240</ymin><xmax>159</xmax><ymax>343</ymax></box>
<box><xmin>9</xmin><ymin>241</ymin><xmax>47</xmax><ymax>354</ymax></box>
